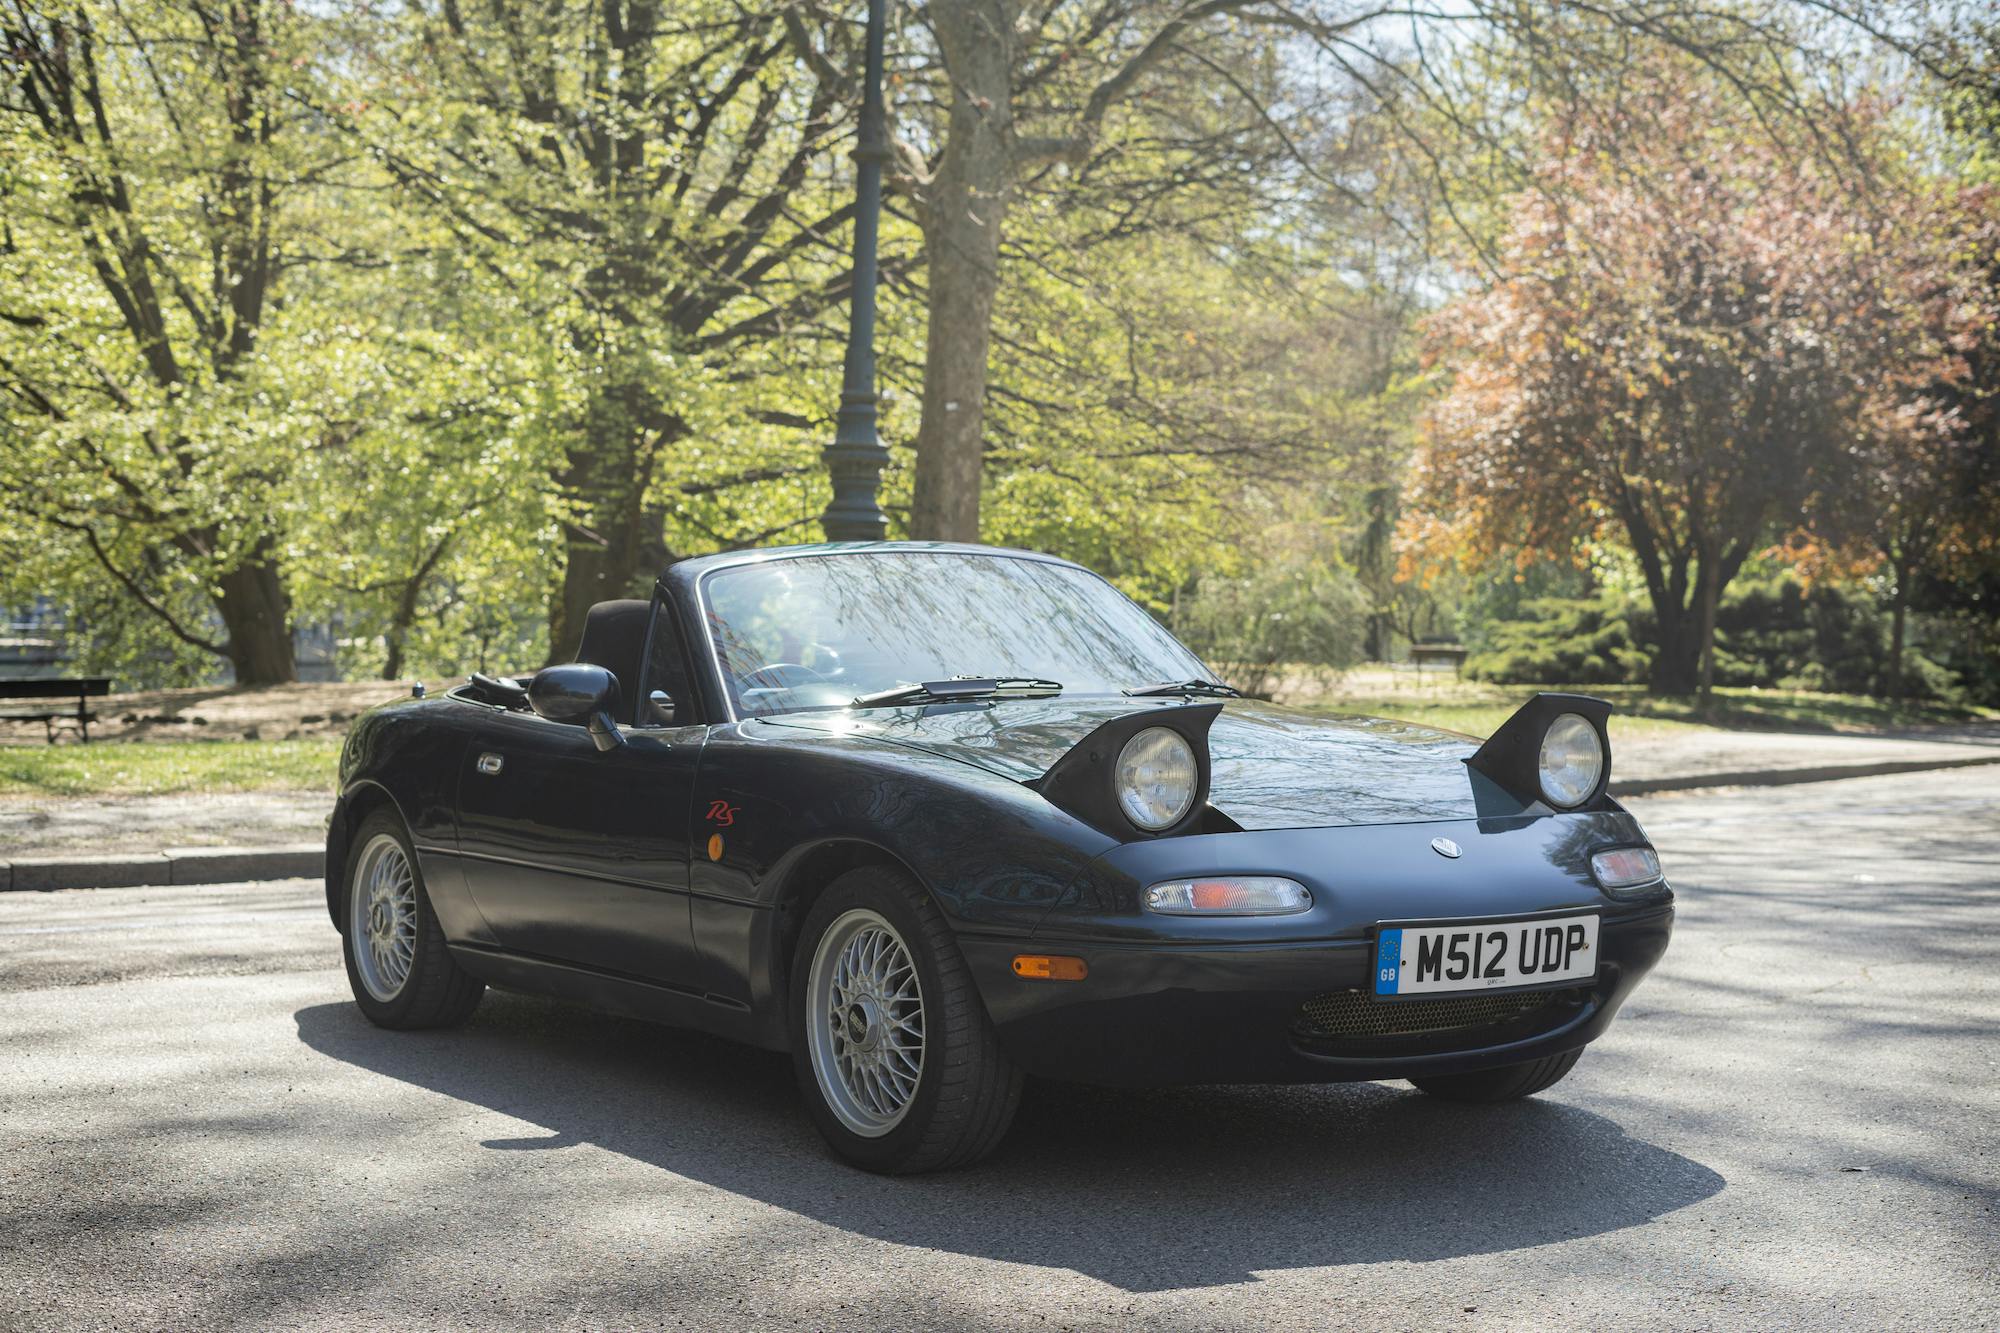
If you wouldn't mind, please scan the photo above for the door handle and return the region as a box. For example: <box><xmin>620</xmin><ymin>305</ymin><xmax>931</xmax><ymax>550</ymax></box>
<box><xmin>476</xmin><ymin>752</ymin><xmax>504</xmax><ymax>776</ymax></box>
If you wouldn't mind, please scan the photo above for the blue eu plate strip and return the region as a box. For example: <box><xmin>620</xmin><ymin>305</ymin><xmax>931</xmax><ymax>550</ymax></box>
<box><xmin>1375</xmin><ymin>928</ymin><xmax>1403</xmax><ymax>996</ymax></box>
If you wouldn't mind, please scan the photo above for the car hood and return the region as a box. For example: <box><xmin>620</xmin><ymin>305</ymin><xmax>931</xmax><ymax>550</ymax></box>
<box><xmin>761</xmin><ymin>696</ymin><xmax>1520</xmax><ymax>830</ymax></box>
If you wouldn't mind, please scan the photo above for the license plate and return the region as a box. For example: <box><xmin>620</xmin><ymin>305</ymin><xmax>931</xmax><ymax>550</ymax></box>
<box><xmin>1373</xmin><ymin>913</ymin><xmax>1599</xmax><ymax>996</ymax></box>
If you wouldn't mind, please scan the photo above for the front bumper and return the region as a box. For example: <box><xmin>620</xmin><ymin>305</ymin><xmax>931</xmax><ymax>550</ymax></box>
<box><xmin>961</xmin><ymin>902</ymin><xmax>1672</xmax><ymax>1084</ymax></box>
<box><xmin>957</xmin><ymin>808</ymin><xmax>1675</xmax><ymax>1086</ymax></box>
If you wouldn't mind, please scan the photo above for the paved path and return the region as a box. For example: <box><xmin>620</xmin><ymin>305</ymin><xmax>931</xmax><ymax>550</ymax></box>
<box><xmin>1613</xmin><ymin>723</ymin><xmax>2000</xmax><ymax>790</ymax></box>
<box><xmin>1</xmin><ymin>769</ymin><xmax>1995</xmax><ymax>1329</ymax></box>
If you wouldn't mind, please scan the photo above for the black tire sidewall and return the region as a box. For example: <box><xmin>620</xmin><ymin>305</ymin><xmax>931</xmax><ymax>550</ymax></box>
<box><xmin>788</xmin><ymin>870</ymin><xmax>959</xmax><ymax>1172</ymax></box>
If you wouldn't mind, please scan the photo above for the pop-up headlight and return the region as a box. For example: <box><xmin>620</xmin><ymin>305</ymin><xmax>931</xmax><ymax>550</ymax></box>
<box><xmin>1539</xmin><ymin>713</ymin><xmax>1606</xmax><ymax>807</ymax></box>
<box><xmin>1467</xmin><ymin>692</ymin><xmax>1614</xmax><ymax>810</ymax></box>
<box><xmin>1115</xmin><ymin>727</ymin><xmax>1199</xmax><ymax>831</ymax></box>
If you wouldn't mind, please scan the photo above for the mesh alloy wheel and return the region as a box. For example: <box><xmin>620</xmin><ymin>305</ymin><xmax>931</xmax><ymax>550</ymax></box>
<box><xmin>788</xmin><ymin>867</ymin><xmax>1022</xmax><ymax>1173</ymax></box>
<box><xmin>349</xmin><ymin>831</ymin><xmax>418</xmax><ymax>1002</ymax></box>
<box><xmin>805</xmin><ymin>908</ymin><xmax>927</xmax><ymax>1138</ymax></box>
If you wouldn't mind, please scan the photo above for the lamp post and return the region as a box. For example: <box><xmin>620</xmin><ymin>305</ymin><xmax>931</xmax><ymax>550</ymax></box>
<box><xmin>821</xmin><ymin>0</ymin><xmax>893</xmax><ymax>542</ymax></box>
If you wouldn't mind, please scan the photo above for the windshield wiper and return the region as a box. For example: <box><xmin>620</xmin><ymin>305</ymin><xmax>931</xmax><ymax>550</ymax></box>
<box><xmin>1123</xmin><ymin>679</ymin><xmax>1241</xmax><ymax>698</ymax></box>
<box><xmin>851</xmin><ymin>677</ymin><xmax>1064</xmax><ymax>709</ymax></box>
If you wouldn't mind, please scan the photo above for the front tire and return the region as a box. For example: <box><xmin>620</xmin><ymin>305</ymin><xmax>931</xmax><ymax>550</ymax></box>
<box><xmin>340</xmin><ymin>810</ymin><xmax>484</xmax><ymax>1030</ymax></box>
<box><xmin>790</xmin><ymin>867</ymin><xmax>1022</xmax><ymax>1173</ymax></box>
<box><xmin>1409</xmin><ymin>1048</ymin><xmax>1582</xmax><ymax>1102</ymax></box>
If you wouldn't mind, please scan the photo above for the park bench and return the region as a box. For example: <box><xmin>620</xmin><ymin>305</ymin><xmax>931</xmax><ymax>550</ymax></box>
<box><xmin>1408</xmin><ymin>642</ymin><xmax>1469</xmax><ymax>677</ymax></box>
<box><xmin>0</xmin><ymin>677</ymin><xmax>111</xmax><ymax>743</ymax></box>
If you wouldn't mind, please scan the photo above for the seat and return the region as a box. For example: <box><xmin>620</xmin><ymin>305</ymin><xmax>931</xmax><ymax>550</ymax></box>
<box><xmin>574</xmin><ymin>599</ymin><xmax>650</xmax><ymax>724</ymax></box>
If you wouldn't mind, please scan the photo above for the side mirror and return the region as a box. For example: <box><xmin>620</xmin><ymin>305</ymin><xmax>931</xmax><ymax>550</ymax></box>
<box><xmin>528</xmin><ymin>664</ymin><xmax>625</xmax><ymax>751</ymax></box>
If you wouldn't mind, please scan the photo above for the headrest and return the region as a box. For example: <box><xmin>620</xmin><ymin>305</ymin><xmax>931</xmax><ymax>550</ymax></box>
<box><xmin>574</xmin><ymin>599</ymin><xmax>650</xmax><ymax>724</ymax></box>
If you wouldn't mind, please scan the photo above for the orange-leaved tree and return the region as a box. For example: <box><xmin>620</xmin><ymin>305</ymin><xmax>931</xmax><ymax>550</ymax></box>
<box><xmin>1408</xmin><ymin>66</ymin><xmax>1995</xmax><ymax>695</ymax></box>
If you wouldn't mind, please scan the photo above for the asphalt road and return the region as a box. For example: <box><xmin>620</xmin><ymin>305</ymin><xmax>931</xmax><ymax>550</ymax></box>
<box><xmin>3</xmin><ymin>769</ymin><xmax>1995</xmax><ymax>1330</ymax></box>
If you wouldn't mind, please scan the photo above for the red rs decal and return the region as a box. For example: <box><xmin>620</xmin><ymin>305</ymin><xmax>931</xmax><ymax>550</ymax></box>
<box><xmin>705</xmin><ymin>800</ymin><xmax>738</xmax><ymax>827</ymax></box>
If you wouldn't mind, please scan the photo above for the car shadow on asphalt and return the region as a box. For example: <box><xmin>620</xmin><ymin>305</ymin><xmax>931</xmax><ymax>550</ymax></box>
<box><xmin>294</xmin><ymin>995</ymin><xmax>1722</xmax><ymax>1293</ymax></box>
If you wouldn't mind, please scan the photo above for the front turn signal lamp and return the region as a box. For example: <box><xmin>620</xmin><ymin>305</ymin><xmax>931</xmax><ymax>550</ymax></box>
<box><xmin>1591</xmin><ymin>846</ymin><xmax>1663</xmax><ymax>893</ymax></box>
<box><xmin>1143</xmin><ymin>876</ymin><xmax>1311</xmax><ymax>916</ymax></box>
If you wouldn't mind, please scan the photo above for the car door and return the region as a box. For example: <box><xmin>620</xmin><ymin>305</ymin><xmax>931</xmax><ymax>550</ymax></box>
<box><xmin>453</xmin><ymin>713</ymin><xmax>707</xmax><ymax>987</ymax></box>
<box><xmin>453</xmin><ymin>593</ymin><xmax>707</xmax><ymax>990</ymax></box>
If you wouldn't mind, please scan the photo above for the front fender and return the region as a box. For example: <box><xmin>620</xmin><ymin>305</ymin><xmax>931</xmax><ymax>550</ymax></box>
<box><xmin>690</xmin><ymin>719</ymin><xmax>1116</xmax><ymax>929</ymax></box>
<box><xmin>684</xmin><ymin>720</ymin><xmax>1117</xmax><ymax>1044</ymax></box>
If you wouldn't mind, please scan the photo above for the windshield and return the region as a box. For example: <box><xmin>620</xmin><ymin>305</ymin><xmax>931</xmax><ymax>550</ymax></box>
<box><xmin>701</xmin><ymin>551</ymin><xmax>1212</xmax><ymax>718</ymax></box>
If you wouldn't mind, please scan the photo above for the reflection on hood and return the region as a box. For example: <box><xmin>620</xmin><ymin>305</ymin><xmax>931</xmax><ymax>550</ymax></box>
<box><xmin>763</xmin><ymin>697</ymin><xmax>1522</xmax><ymax>831</ymax></box>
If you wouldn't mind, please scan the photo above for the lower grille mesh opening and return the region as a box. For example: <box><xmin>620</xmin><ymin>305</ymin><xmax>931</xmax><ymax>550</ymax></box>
<box><xmin>1295</xmin><ymin>988</ymin><xmax>1576</xmax><ymax>1042</ymax></box>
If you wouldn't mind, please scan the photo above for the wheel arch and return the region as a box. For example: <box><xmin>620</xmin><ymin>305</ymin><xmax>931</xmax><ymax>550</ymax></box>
<box><xmin>325</xmin><ymin>779</ymin><xmax>407</xmax><ymax>930</ymax></box>
<box><xmin>763</xmin><ymin>836</ymin><xmax>934</xmax><ymax>1041</ymax></box>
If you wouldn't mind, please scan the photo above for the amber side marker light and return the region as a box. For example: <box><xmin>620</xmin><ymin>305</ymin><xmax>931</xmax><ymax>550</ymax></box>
<box><xmin>1012</xmin><ymin>954</ymin><xmax>1089</xmax><ymax>981</ymax></box>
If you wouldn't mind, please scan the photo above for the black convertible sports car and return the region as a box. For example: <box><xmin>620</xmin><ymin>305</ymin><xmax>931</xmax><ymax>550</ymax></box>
<box><xmin>329</xmin><ymin>541</ymin><xmax>1674</xmax><ymax>1172</ymax></box>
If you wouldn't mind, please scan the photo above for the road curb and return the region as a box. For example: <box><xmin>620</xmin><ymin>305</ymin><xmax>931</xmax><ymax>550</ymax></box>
<box><xmin>1</xmin><ymin>844</ymin><xmax>322</xmax><ymax>892</ymax></box>
<box><xmin>1612</xmin><ymin>751</ymin><xmax>2000</xmax><ymax>796</ymax></box>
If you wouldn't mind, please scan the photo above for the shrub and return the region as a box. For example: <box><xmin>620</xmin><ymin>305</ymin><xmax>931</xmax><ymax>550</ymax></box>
<box><xmin>1177</xmin><ymin>557</ymin><xmax>1369</xmax><ymax>697</ymax></box>
<box><xmin>1462</xmin><ymin>596</ymin><xmax>1648</xmax><ymax>685</ymax></box>
<box><xmin>1463</xmin><ymin>572</ymin><xmax>1963</xmax><ymax>698</ymax></box>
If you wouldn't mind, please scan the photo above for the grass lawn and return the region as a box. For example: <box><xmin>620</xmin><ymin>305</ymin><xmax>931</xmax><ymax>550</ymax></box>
<box><xmin>0</xmin><ymin>738</ymin><xmax>341</xmax><ymax>798</ymax></box>
<box><xmin>1295</xmin><ymin>673</ymin><xmax>2000</xmax><ymax>741</ymax></box>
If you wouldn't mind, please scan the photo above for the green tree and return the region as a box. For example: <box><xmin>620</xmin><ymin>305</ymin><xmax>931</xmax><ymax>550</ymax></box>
<box><xmin>0</xmin><ymin>0</ymin><xmax>366</xmax><ymax>682</ymax></box>
<box><xmin>344</xmin><ymin>0</ymin><xmax>870</xmax><ymax>660</ymax></box>
<box><xmin>278</xmin><ymin>265</ymin><xmax>565</xmax><ymax>681</ymax></box>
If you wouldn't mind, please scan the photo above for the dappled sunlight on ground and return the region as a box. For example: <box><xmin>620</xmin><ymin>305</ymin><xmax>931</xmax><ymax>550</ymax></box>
<box><xmin>0</xmin><ymin>769</ymin><xmax>1993</xmax><ymax>1326</ymax></box>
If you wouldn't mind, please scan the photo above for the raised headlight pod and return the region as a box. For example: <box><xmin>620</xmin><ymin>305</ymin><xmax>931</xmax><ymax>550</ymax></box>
<box><xmin>1466</xmin><ymin>692</ymin><xmax>1613</xmax><ymax>810</ymax></box>
<box><xmin>1538</xmin><ymin>712</ymin><xmax>1605</xmax><ymax>807</ymax></box>
<box><xmin>1590</xmin><ymin>846</ymin><xmax>1663</xmax><ymax>892</ymax></box>
<box><xmin>1115</xmin><ymin>727</ymin><xmax>1198</xmax><ymax>831</ymax></box>
<box><xmin>1145</xmin><ymin>876</ymin><xmax>1311</xmax><ymax>915</ymax></box>
<box><xmin>1034</xmin><ymin>702</ymin><xmax>1220</xmax><ymax>839</ymax></box>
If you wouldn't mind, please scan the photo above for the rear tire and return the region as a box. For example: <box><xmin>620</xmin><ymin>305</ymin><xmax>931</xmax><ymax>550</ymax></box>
<box><xmin>340</xmin><ymin>809</ymin><xmax>484</xmax><ymax>1030</ymax></box>
<box><xmin>790</xmin><ymin>866</ymin><xmax>1022</xmax><ymax>1173</ymax></box>
<box><xmin>1409</xmin><ymin>1049</ymin><xmax>1582</xmax><ymax>1102</ymax></box>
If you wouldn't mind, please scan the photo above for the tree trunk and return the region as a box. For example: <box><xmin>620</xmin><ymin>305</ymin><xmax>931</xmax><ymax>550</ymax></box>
<box><xmin>379</xmin><ymin>533</ymin><xmax>453</xmax><ymax>681</ymax></box>
<box><xmin>1887</xmin><ymin>557</ymin><xmax>1911</xmax><ymax>699</ymax></box>
<box><xmin>1363</xmin><ymin>611</ymin><xmax>1386</xmax><ymax>662</ymax></box>
<box><xmin>1645</xmin><ymin>580</ymin><xmax>1726</xmax><ymax>698</ymax></box>
<box><xmin>1645</xmin><ymin>571</ymin><xmax>1726</xmax><ymax>698</ymax></box>
<box><xmin>548</xmin><ymin>466</ymin><xmax>662</xmax><ymax>664</ymax></box>
<box><xmin>546</xmin><ymin>381</ymin><xmax>674</xmax><ymax>664</ymax></box>
<box><xmin>553</xmin><ymin>480</ymin><xmax>670</xmax><ymax>656</ymax></box>
<box><xmin>1648</xmin><ymin>636</ymin><xmax>1701</xmax><ymax>695</ymax></box>
<box><xmin>215</xmin><ymin>554</ymin><xmax>296</xmax><ymax>685</ymax></box>
<box><xmin>550</xmin><ymin>536</ymin><xmax>643</xmax><ymax>664</ymax></box>
<box><xmin>380</xmin><ymin>580</ymin><xmax>419</xmax><ymax>684</ymax></box>
<box><xmin>1693</xmin><ymin>554</ymin><xmax>1721</xmax><ymax>698</ymax></box>
<box><xmin>1647</xmin><ymin>600</ymin><xmax>1700</xmax><ymax>695</ymax></box>
<box><xmin>382</xmin><ymin>631</ymin><xmax>406</xmax><ymax>684</ymax></box>
<box><xmin>909</xmin><ymin>0</ymin><xmax>1015</xmax><ymax>543</ymax></box>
